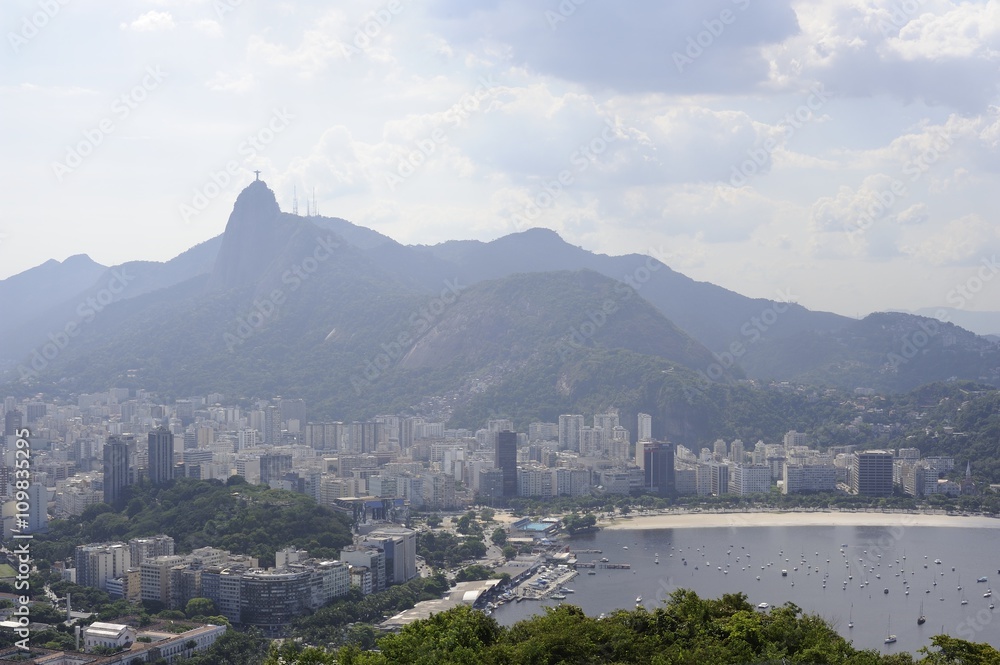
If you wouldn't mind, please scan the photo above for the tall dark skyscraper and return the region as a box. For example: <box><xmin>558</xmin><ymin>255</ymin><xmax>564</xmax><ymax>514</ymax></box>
<box><xmin>4</xmin><ymin>409</ymin><xmax>23</xmax><ymax>437</ymax></box>
<box><xmin>260</xmin><ymin>453</ymin><xmax>293</xmax><ymax>485</ymax></box>
<box><xmin>103</xmin><ymin>436</ymin><xmax>130</xmax><ymax>508</ymax></box>
<box><xmin>148</xmin><ymin>426</ymin><xmax>175</xmax><ymax>486</ymax></box>
<box><xmin>851</xmin><ymin>450</ymin><xmax>894</xmax><ymax>496</ymax></box>
<box><xmin>265</xmin><ymin>405</ymin><xmax>282</xmax><ymax>445</ymax></box>
<box><xmin>496</xmin><ymin>430</ymin><xmax>518</xmax><ymax>499</ymax></box>
<box><xmin>644</xmin><ymin>441</ymin><xmax>675</xmax><ymax>497</ymax></box>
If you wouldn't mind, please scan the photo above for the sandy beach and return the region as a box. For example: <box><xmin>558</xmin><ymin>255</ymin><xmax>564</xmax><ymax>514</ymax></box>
<box><xmin>601</xmin><ymin>511</ymin><xmax>1000</xmax><ymax>530</ymax></box>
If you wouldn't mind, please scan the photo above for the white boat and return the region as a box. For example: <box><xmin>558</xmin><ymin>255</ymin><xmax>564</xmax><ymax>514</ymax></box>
<box><xmin>757</xmin><ymin>602</ymin><xmax>769</xmax><ymax>610</ymax></box>
<box><xmin>848</xmin><ymin>604</ymin><xmax>854</xmax><ymax>629</ymax></box>
<box><xmin>551</xmin><ymin>593</ymin><xmax>567</xmax><ymax>600</ymax></box>
<box><xmin>977</xmin><ymin>577</ymin><xmax>988</xmax><ymax>583</ymax></box>
<box><xmin>884</xmin><ymin>616</ymin><xmax>896</xmax><ymax>644</ymax></box>
<box><xmin>635</xmin><ymin>595</ymin><xmax>642</xmax><ymax>605</ymax></box>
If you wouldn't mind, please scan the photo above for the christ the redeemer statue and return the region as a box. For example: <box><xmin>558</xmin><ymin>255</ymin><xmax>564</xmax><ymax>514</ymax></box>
<box><xmin>254</xmin><ymin>170</ymin><xmax>261</xmax><ymax>181</ymax></box>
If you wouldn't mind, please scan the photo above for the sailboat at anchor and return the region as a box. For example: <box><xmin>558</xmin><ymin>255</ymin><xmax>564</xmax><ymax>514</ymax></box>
<box><xmin>884</xmin><ymin>615</ymin><xmax>897</xmax><ymax>644</ymax></box>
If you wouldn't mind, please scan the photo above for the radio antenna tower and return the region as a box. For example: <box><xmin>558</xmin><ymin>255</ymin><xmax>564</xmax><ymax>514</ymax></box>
<box><xmin>292</xmin><ymin>186</ymin><xmax>299</xmax><ymax>216</ymax></box>
<box><xmin>312</xmin><ymin>187</ymin><xmax>318</xmax><ymax>217</ymax></box>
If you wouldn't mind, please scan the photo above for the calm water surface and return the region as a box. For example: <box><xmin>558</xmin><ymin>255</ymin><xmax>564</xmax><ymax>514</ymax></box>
<box><xmin>492</xmin><ymin>525</ymin><xmax>1000</xmax><ymax>654</ymax></box>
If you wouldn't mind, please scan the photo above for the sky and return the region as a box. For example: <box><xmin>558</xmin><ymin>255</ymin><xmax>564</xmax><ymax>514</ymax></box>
<box><xmin>2</xmin><ymin>0</ymin><xmax>999</xmax><ymax>319</ymax></box>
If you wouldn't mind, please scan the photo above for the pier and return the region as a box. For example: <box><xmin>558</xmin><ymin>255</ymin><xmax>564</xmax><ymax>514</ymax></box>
<box><xmin>574</xmin><ymin>561</ymin><xmax>631</xmax><ymax>569</ymax></box>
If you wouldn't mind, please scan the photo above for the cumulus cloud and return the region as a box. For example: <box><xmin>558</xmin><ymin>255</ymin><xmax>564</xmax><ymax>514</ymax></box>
<box><xmin>426</xmin><ymin>0</ymin><xmax>801</xmax><ymax>94</ymax></box>
<box><xmin>901</xmin><ymin>214</ymin><xmax>1000</xmax><ymax>265</ymax></box>
<box><xmin>120</xmin><ymin>11</ymin><xmax>176</xmax><ymax>32</ymax></box>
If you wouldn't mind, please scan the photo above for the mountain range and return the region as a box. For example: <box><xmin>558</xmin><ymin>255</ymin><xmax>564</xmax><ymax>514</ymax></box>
<box><xmin>3</xmin><ymin>180</ymin><xmax>999</xmax><ymax>441</ymax></box>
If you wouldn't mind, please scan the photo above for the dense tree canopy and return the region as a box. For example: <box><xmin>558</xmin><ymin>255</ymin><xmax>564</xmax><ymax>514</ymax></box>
<box><xmin>32</xmin><ymin>478</ymin><xmax>354</xmax><ymax>568</ymax></box>
<box><xmin>266</xmin><ymin>590</ymin><xmax>1000</xmax><ymax>665</ymax></box>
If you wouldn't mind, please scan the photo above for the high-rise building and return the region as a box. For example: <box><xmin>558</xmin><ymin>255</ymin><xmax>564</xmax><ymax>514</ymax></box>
<box><xmin>594</xmin><ymin>412</ymin><xmax>619</xmax><ymax>442</ymax></box>
<box><xmin>478</xmin><ymin>468</ymin><xmax>504</xmax><ymax>504</ymax></box>
<box><xmin>366</xmin><ymin>528</ymin><xmax>417</xmax><ymax>585</ymax></box>
<box><xmin>558</xmin><ymin>415</ymin><xmax>584</xmax><ymax>452</ymax></box>
<box><xmin>278</xmin><ymin>398</ymin><xmax>306</xmax><ymax>426</ymax></box>
<box><xmin>710</xmin><ymin>461</ymin><xmax>730</xmax><ymax>496</ymax></box>
<box><xmin>713</xmin><ymin>439</ymin><xmax>728</xmax><ymax>460</ymax></box>
<box><xmin>496</xmin><ymin>430</ymin><xmax>518</xmax><ymax>499</ymax></box>
<box><xmin>348</xmin><ymin>421</ymin><xmax>381</xmax><ymax>453</ymax></box>
<box><xmin>783</xmin><ymin>463</ymin><xmax>837</xmax><ymax>494</ymax></box>
<box><xmin>103</xmin><ymin>436</ymin><xmax>130</xmax><ymax>508</ymax></box>
<box><xmin>339</xmin><ymin>547</ymin><xmax>386</xmax><ymax>593</ymax></box>
<box><xmin>129</xmin><ymin>535</ymin><xmax>175</xmax><ymax>567</ymax></box>
<box><xmin>643</xmin><ymin>442</ymin><xmax>675</xmax><ymax>496</ymax></box>
<box><xmin>851</xmin><ymin>450</ymin><xmax>894</xmax><ymax>496</ymax></box>
<box><xmin>75</xmin><ymin>543</ymin><xmax>131</xmax><ymax>591</ymax></box>
<box><xmin>304</xmin><ymin>422</ymin><xmax>344</xmax><ymax>451</ymax></box>
<box><xmin>265</xmin><ymin>405</ymin><xmax>282</xmax><ymax>445</ymax></box>
<box><xmin>637</xmin><ymin>413</ymin><xmax>652</xmax><ymax>441</ymax></box>
<box><xmin>27</xmin><ymin>478</ymin><xmax>48</xmax><ymax>533</ymax></box>
<box><xmin>148</xmin><ymin>427</ymin><xmax>174</xmax><ymax>486</ymax></box>
<box><xmin>783</xmin><ymin>430</ymin><xmax>808</xmax><ymax>449</ymax></box>
<box><xmin>730</xmin><ymin>464</ymin><xmax>770</xmax><ymax>495</ymax></box>
<box><xmin>4</xmin><ymin>409</ymin><xmax>22</xmax><ymax>436</ymax></box>
<box><xmin>729</xmin><ymin>439</ymin><xmax>745</xmax><ymax>464</ymax></box>
<box><xmin>259</xmin><ymin>454</ymin><xmax>293</xmax><ymax>485</ymax></box>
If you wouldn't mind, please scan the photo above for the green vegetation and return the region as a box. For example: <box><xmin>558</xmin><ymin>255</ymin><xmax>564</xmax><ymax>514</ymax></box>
<box><xmin>32</xmin><ymin>478</ymin><xmax>354</xmax><ymax>568</ymax></box>
<box><xmin>454</xmin><ymin>565</ymin><xmax>498</xmax><ymax>583</ymax></box>
<box><xmin>290</xmin><ymin>574</ymin><xmax>450</xmax><ymax>646</ymax></box>
<box><xmin>490</xmin><ymin>527</ymin><xmax>506</xmax><ymax>546</ymax></box>
<box><xmin>262</xmin><ymin>590</ymin><xmax>1000</xmax><ymax>664</ymax></box>
<box><xmin>456</xmin><ymin>510</ymin><xmax>485</xmax><ymax>536</ymax></box>
<box><xmin>175</xmin><ymin>627</ymin><xmax>269</xmax><ymax>665</ymax></box>
<box><xmin>561</xmin><ymin>512</ymin><xmax>597</xmax><ymax>534</ymax></box>
<box><xmin>417</xmin><ymin>530</ymin><xmax>487</xmax><ymax>569</ymax></box>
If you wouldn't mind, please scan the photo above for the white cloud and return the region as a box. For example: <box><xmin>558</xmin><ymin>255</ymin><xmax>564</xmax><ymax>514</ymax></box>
<box><xmin>901</xmin><ymin>214</ymin><xmax>1000</xmax><ymax>265</ymax></box>
<box><xmin>120</xmin><ymin>11</ymin><xmax>176</xmax><ymax>32</ymax></box>
<box><xmin>194</xmin><ymin>19</ymin><xmax>223</xmax><ymax>38</ymax></box>
<box><xmin>206</xmin><ymin>71</ymin><xmax>256</xmax><ymax>94</ymax></box>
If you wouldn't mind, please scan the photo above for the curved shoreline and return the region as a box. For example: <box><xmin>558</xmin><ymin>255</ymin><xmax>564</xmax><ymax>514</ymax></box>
<box><xmin>599</xmin><ymin>510</ymin><xmax>1000</xmax><ymax>530</ymax></box>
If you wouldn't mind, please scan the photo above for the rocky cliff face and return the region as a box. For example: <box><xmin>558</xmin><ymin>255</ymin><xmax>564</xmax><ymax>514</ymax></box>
<box><xmin>207</xmin><ymin>180</ymin><xmax>295</xmax><ymax>292</ymax></box>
